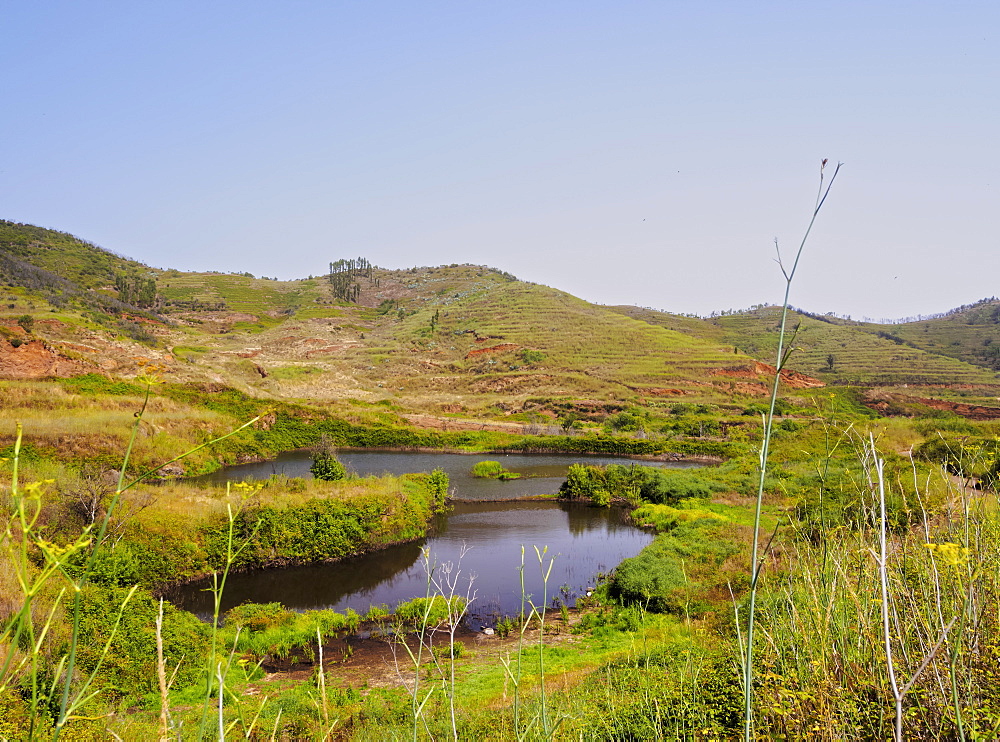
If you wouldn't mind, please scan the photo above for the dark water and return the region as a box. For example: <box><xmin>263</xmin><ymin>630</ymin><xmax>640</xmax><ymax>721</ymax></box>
<box><xmin>171</xmin><ymin>499</ymin><xmax>653</xmax><ymax>625</ymax></box>
<box><xmin>191</xmin><ymin>449</ymin><xmax>699</xmax><ymax>500</ymax></box>
<box><xmin>173</xmin><ymin>450</ymin><xmax>690</xmax><ymax>624</ymax></box>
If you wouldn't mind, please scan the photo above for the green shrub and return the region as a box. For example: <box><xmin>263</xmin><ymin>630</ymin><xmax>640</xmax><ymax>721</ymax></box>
<box><xmin>310</xmin><ymin>452</ymin><xmax>347</xmax><ymax>481</ymax></box>
<box><xmin>470</xmin><ymin>460</ymin><xmax>519</xmax><ymax>479</ymax></box>
<box><xmin>633</xmin><ymin>468</ymin><xmax>723</xmax><ymax>504</ymax></box>
<box><xmin>433</xmin><ymin>640</ymin><xmax>465</xmax><ymax>660</ymax></box>
<box><xmin>519</xmin><ymin>349</ymin><xmax>546</xmax><ymax>364</ymax></box>
<box><xmin>394</xmin><ymin>596</ymin><xmax>466</xmax><ymax>627</ymax></box>
<box><xmin>604</xmin><ymin>408</ymin><xmax>650</xmax><ymax>433</ymax></box>
<box><xmin>364</xmin><ymin>604</ymin><xmax>391</xmax><ymax>622</ymax></box>
<box><xmin>76</xmin><ymin>584</ymin><xmax>209</xmax><ymax>701</ymax></box>
<box><xmin>425</xmin><ymin>468</ymin><xmax>450</xmax><ymax>504</ymax></box>
<box><xmin>914</xmin><ymin>435</ymin><xmax>1000</xmax><ymax>479</ymax></box>
<box><xmin>470</xmin><ymin>460</ymin><xmax>505</xmax><ymax>478</ymax></box>
<box><xmin>560</xmin><ymin>463</ymin><xmax>723</xmax><ymax>506</ymax></box>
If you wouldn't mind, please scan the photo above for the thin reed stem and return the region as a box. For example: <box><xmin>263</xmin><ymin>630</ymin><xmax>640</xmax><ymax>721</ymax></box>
<box><xmin>744</xmin><ymin>160</ymin><xmax>841</xmax><ymax>742</ymax></box>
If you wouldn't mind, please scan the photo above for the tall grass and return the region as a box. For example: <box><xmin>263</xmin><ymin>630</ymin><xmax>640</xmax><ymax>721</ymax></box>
<box><xmin>749</xmin><ymin>462</ymin><xmax>1000</xmax><ymax>738</ymax></box>
<box><xmin>1</xmin><ymin>374</ymin><xmax>261</xmax><ymax>740</ymax></box>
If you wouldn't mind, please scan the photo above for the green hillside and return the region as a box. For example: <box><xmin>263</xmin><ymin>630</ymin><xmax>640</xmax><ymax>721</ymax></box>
<box><xmin>855</xmin><ymin>298</ymin><xmax>1000</xmax><ymax>372</ymax></box>
<box><xmin>612</xmin><ymin>304</ymin><xmax>1000</xmax><ymax>387</ymax></box>
<box><xmin>0</xmin><ymin>220</ymin><xmax>152</xmax><ymax>291</ymax></box>
<box><xmin>4</xmin><ymin>218</ymin><xmax>999</xmax><ymax>423</ymax></box>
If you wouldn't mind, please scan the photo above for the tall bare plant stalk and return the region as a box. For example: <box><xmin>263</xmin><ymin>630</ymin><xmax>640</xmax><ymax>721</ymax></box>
<box><xmin>155</xmin><ymin>598</ymin><xmax>170</xmax><ymax>741</ymax></box>
<box><xmin>743</xmin><ymin>160</ymin><xmax>841</xmax><ymax>741</ymax></box>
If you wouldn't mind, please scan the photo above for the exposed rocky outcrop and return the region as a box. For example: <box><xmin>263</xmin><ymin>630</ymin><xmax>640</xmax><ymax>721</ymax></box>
<box><xmin>0</xmin><ymin>338</ymin><xmax>92</xmax><ymax>379</ymax></box>
<box><xmin>863</xmin><ymin>390</ymin><xmax>1000</xmax><ymax>420</ymax></box>
<box><xmin>712</xmin><ymin>361</ymin><xmax>825</xmax><ymax>389</ymax></box>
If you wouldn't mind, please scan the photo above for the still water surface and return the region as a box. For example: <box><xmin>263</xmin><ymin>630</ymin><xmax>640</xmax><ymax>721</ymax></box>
<box><xmin>192</xmin><ymin>449</ymin><xmax>698</xmax><ymax>500</ymax></box>
<box><xmin>174</xmin><ymin>451</ymin><xmax>689</xmax><ymax>622</ymax></box>
<box><xmin>172</xmin><ymin>500</ymin><xmax>653</xmax><ymax>625</ymax></box>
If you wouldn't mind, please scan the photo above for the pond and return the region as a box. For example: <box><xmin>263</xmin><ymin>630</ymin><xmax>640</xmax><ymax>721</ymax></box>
<box><xmin>171</xmin><ymin>499</ymin><xmax>654</xmax><ymax>626</ymax></box>
<box><xmin>174</xmin><ymin>450</ymin><xmax>695</xmax><ymax>624</ymax></box>
<box><xmin>191</xmin><ymin>448</ymin><xmax>700</xmax><ymax>500</ymax></box>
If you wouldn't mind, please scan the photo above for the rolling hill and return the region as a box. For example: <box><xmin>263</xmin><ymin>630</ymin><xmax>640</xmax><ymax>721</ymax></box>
<box><xmin>3</xmin><ymin>220</ymin><xmax>999</xmax><ymax>424</ymax></box>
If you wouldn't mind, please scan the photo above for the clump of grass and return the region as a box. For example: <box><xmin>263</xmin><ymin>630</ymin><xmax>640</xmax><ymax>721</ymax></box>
<box><xmin>222</xmin><ymin>603</ymin><xmax>361</xmax><ymax>661</ymax></box>
<box><xmin>394</xmin><ymin>595</ymin><xmax>467</xmax><ymax>627</ymax></box>
<box><xmin>470</xmin><ymin>460</ymin><xmax>520</xmax><ymax>479</ymax></box>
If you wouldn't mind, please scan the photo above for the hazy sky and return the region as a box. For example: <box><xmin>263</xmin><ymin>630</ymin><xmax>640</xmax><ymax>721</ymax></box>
<box><xmin>2</xmin><ymin>2</ymin><xmax>997</xmax><ymax>320</ymax></box>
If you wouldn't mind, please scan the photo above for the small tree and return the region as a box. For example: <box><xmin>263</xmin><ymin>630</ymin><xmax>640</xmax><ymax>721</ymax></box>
<box><xmin>310</xmin><ymin>436</ymin><xmax>347</xmax><ymax>481</ymax></box>
<box><xmin>825</xmin><ymin>353</ymin><xmax>836</xmax><ymax>371</ymax></box>
<box><xmin>16</xmin><ymin>314</ymin><xmax>33</xmax><ymax>334</ymax></box>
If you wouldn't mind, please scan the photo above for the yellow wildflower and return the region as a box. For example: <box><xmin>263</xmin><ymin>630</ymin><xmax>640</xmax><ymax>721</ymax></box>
<box><xmin>925</xmin><ymin>542</ymin><xmax>970</xmax><ymax>568</ymax></box>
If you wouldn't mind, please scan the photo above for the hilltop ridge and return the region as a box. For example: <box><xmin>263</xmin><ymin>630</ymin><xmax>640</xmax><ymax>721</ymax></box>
<box><xmin>2</xmin><ymin>220</ymin><xmax>998</xmax><ymax>425</ymax></box>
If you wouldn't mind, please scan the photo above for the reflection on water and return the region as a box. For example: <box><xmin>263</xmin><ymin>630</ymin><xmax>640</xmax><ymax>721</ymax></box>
<box><xmin>170</xmin><ymin>500</ymin><xmax>654</xmax><ymax>623</ymax></box>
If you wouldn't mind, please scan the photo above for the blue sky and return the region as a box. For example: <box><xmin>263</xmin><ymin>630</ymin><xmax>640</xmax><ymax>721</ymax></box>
<box><xmin>2</xmin><ymin>1</ymin><xmax>997</xmax><ymax>320</ymax></box>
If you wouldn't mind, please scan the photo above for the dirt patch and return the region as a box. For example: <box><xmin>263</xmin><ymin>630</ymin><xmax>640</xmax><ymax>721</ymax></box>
<box><xmin>711</xmin><ymin>361</ymin><xmax>824</xmax><ymax>389</ymax></box>
<box><xmin>715</xmin><ymin>380</ymin><xmax>769</xmax><ymax>397</ymax></box>
<box><xmin>0</xmin><ymin>338</ymin><xmax>93</xmax><ymax>379</ymax></box>
<box><xmin>253</xmin><ymin>619</ymin><xmax>585</xmax><ymax>692</ymax></box>
<box><xmin>401</xmin><ymin>414</ymin><xmax>527</xmax><ymax>433</ymax></box>
<box><xmin>862</xmin><ymin>390</ymin><xmax>1000</xmax><ymax>420</ymax></box>
<box><xmin>638</xmin><ymin>387</ymin><xmax>685</xmax><ymax>397</ymax></box>
<box><xmin>465</xmin><ymin>343</ymin><xmax>520</xmax><ymax>359</ymax></box>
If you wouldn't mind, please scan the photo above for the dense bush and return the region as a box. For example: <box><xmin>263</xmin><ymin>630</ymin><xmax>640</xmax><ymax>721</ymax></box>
<box><xmin>560</xmin><ymin>463</ymin><xmax>724</xmax><ymax>506</ymax></box>
<box><xmin>914</xmin><ymin>434</ymin><xmax>1000</xmax><ymax>479</ymax></box>
<box><xmin>222</xmin><ymin>603</ymin><xmax>361</xmax><ymax>661</ymax></box>
<box><xmin>76</xmin><ymin>584</ymin><xmax>209</xmax><ymax>701</ymax></box>
<box><xmin>570</xmin><ymin>644</ymin><xmax>742</xmax><ymax>738</ymax></box>
<box><xmin>604</xmin><ymin>408</ymin><xmax>650</xmax><ymax>433</ymax></box>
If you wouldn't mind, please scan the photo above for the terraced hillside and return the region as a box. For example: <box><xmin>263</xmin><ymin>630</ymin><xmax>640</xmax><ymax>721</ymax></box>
<box><xmin>4</xmin><ymin>219</ymin><xmax>998</xmax><ymax>425</ymax></box>
<box><xmin>386</xmin><ymin>278</ymin><xmax>756</xmax><ymax>401</ymax></box>
<box><xmin>855</xmin><ymin>298</ymin><xmax>1000</xmax><ymax>372</ymax></box>
<box><xmin>613</xmin><ymin>305</ymin><xmax>1000</xmax><ymax>387</ymax></box>
<box><xmin>2</xmin><ymin>223</ymin><xmax>785</xmax><ymax>421</ymax></box>
<box><xmin>155</xmin><ymin>267</ymin><xmax>768</xmax><ymax>417</ymax></box>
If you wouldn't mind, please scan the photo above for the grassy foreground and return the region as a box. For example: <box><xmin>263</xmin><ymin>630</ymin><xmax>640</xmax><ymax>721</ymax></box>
<box><xmin>2</xmin><ymin>380</ymin><xmax>1000</xmax><ymax>739</ymax></box>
